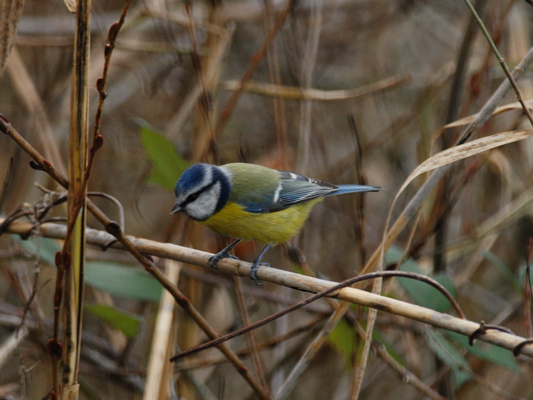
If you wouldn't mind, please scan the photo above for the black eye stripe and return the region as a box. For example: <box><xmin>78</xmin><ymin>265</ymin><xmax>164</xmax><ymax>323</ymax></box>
<box><xmin>180</xmin><ymin>180</ymin><xmax>217</xmax><ymax>207</ymax></box>
<box><xmin>185</xmin><ymin>191</ymin><xmax>200</xmax><ymax>203</ymax></box>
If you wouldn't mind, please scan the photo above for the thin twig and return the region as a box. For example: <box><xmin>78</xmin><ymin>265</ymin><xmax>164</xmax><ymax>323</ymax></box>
<box><xmin>81</xmin><ymin>0</ymin><xmax>131</xmax><ymax>197</ymax></box>
<box><xmin>262</xmin><ymin>0</ymin><xmax>289</xmax><ymax>167</ymax></box>
<box><xmin>214</xmin><ymin>0</ymin><xmax>296</xmax><ymax>137</ymax></box>
<box><xmin>183</xmin><ymin>0</ymin><xmax>217</xmax><ymax>162</ymax></box>
<box><xmin>3</xmin><ymin>217</ymin><xmax>533</xmax><ymax>358</ymax></box>
<box><xmin>233</xmin><ymin>276</ymin><xmax>269</xmax><ymax>390</ymax></box>
<box><xmin>218</xmin><ymin>74</ymin><xmax>412</xmax><ymax>101</ymax></box>
<box><xmin>174</xmin><ymin>316</ymin><xmax>324</xmax><ymax>371</ymax></box>
<box><xmin>0</xmin><ymin>118</ymin><xmax>271</xmax><ymax>400</ymax></box>
<box><xmin>166</xmin><ymin>23</ymin><xmax>235</xmax><ymax>140</ymax></box>
<box><xmin>462</xmin><ymin>0</ymin><xmax>533</xmax><ymax>128</ymax></box>
<box><xmin>170</xmin><ymin>270</ymin><xmax>464</xmax><ymax>362</ymax></box>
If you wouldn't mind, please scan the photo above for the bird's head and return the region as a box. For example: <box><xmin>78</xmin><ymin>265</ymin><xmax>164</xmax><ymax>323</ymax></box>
<box><xmin>171</xmin><ymin>163</ymin><xmax>232</xmax><ymax>221</ymax></box>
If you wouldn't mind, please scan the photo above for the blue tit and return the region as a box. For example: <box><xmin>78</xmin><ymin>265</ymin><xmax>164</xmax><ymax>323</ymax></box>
<box><xmin>171</xmin><ymin>162</ymin><xmax>380</xmax><ymax>282</ymax></box>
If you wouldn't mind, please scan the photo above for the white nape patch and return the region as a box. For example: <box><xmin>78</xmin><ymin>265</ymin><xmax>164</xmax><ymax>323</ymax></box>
<box><xmin>184</xmin><ymin>181</ymin><xmax>221</xmax><ymax>221</ymax></box>
<box><xmin>219</xmin><ymin>166</ymin><xmax>233</xmax><ymax>187</ymax></box>
<box><xmin>273</xmin><ymin>182</ymin><xmax>282</xmax><ymax>203</ymax></box>
<box><xmin>289</xmin><ymin>172</ymin><xmax>298</xmax><ymax>180</ymax></box>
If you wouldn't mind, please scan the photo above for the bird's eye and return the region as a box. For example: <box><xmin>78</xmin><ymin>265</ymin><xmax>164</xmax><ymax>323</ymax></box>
<box><xmin>186</xmin><ymin>191</ymin><xmax>201</xmax><ymax>203</ymax></box>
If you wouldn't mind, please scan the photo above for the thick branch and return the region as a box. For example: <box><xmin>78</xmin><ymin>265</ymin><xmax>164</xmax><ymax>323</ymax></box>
<box><xmin>3</xmin><ymin>218</ymin><xmax>533</xmax><ymax>359</ymax></box>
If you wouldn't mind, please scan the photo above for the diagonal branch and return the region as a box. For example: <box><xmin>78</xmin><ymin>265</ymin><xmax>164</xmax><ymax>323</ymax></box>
<box><xmin>0</xmin><ymin>118</ymin><xmax>271</xmax><ymax>400</ymax></box>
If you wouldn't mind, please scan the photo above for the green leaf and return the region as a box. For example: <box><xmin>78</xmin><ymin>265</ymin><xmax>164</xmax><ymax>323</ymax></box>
<box><xmin>15</xmin><ymin>236</ymin><xmax>60</xmax><ymax>266</ymax></box>
<box><xmin>85</xmin><ymin>303</ymin><xmax>142</xmax><ymax>338</ymax></box>
<box><xmin>350</xmin><ymin>318</ymin><xmax>406</xmax><ymax>367</ymax></box>
<box><xmin>138</xmin><ymin>120</ymin><xmax>189</xmax><ymax>190</ymax></box>
<box><xmin>518</xmin><ymin>263</ymin><xmax>532</xmax><ymax>291</ymax></box>
<box><xmin>328</xmin><ymin>318</ymin><xmax>356</xmax><ymax>369</ymax></box>
<box><xmin>481</xmin><ymin>251</ymin><xmax>521</xmax><ymax>292</ymax></box>
<box><xmin>385</xmin><ymin>246</ymin><xmax>456</xmax><ymax>312</ymax></box>
<box><xmin>371</xmin><ymin>327</ymin><xmax>406</xmax><ymax>367</ymax></box>
<box><xmin>424</xmin><ymin>329</ymin><xmax>472</xmax><ymax>388</ymax></box>
<box><xmin>384</xmin><ymin>245</ymin><xmax>405</xmax><ymax>265</ymax></box>
<box><xmin>333</xmin><ymin>318</ymin><xmax>405</xmax><ymax>371</ymax></box>
<box><xmin>446</xmin><ymin>331</ymin><xmax>520</xmax><ymax>372</ymax></box>
<box><xmin>85</xmin><ymin>262</ymin><xmax>162</xmax><ymax>302</ymax></box>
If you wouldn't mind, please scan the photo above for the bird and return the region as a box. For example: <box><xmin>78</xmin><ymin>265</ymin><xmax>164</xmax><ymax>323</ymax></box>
<box><xmin>171</xmin><ymin>162</ymin><xmax>380</xmax><ymax>283</ymax></box>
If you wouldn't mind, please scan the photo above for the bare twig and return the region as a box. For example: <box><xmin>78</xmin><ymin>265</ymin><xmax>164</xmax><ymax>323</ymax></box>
<box><xmin>2</xmin><ymin>218</ymin><xmax>533</xmax><ymax>357</ymax></box>
<box><xmin>182</xmin><ymin>0</ymin><xmax>218</xmax><ymax>162</ymax></box>
<box><xmin>82</xmin><ymin>0</ymin><xmax>131</xmax><ymax>195</ymax></box>
<box><xmin>218</xmin><ymin>74</ymin><xmax>411</xmax><ymax>101</ymax></box>
<box><xmin>462</xmin><ymin>0</ymin><xmax>533</xmax><ymax>128</ymax></box>
<box><xmin>233</xmin><ymin>276</ymin><xmax>269</xmax><ymax>390</ymax></box>
<box><xmin>174</xmin><ymin>316</ymin><xmax>324</xmax><ymax>371</ymax></box>
<box><xmin>0</xmin><ymin>118</ymin><xmax>271</xmax><ymax>400</ymax></box>
<box><xmin>214</xmin><ymin>0</ymin><xmax>296</xmax><ymax>137</ymax></box>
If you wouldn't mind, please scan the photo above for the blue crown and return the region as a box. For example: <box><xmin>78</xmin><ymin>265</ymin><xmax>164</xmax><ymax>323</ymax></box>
<box><xmin>175</xmin><ymin>163</ymin><xmax>208</xmax><ymax>195</ymax></box>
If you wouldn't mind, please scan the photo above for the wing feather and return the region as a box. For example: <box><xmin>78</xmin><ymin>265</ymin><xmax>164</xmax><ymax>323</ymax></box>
<box><xmin>277</xmin><ymin>170</ymin><xmax>338</xmax><ymax>205</ymax></box>
<box><xmin>241</xmin><ymin>170</ymin><xmax>337</xmax><ymax>213</ymax></box>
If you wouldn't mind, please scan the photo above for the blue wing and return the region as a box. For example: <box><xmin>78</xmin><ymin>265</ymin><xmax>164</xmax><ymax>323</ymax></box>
<box><xmin>276</xmin><ymin>171</ymin><xmax>380</xmax><ymax>201</ymax></box>
<box><xmin>242</xmin><ymin>170</ymin><xmax>338</xmax><ymax>214</ymax></box>
<box><xmin>240</xmin><ymin>169</ymin><xmax>380</xmax><ymax>214</ymax></box>
<box><xmin>276</xmin><ymin>171</ymin><xmax>338</xmax><ymax>205</ymax></box>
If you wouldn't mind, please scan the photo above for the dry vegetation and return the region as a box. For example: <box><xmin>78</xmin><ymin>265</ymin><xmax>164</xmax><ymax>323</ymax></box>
<box><xmin>1</xmin><ymin>0</ymin><xmax>533</xmax><ymax>399</ymax></box>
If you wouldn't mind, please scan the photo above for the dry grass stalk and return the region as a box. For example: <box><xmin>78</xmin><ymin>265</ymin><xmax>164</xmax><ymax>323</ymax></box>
<box><xmin>143</xmin><ymin>259</ymin><xmax>182</xmax><ymax>400</ymax></box>
<box><xmin>61</xmin><ymin>0</ymin><xmax>91</xmax><ymax>397</ymax></box>
<box><xmin>219</xmin><ymin>74</ymin><xmax>412</xmax><ymax>101</ymax></box>
<box><xmin>0</xmin><ymin>0</ymin><xmax>24</xmax><ymax>83</ymax></box>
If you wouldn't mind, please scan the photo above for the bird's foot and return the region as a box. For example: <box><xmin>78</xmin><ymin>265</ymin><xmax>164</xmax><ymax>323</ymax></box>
<box><xmin>250</xmin><ymin>261</ymin><xmax>269</xmax><ymax>286</ymax></box>
<box><xmin>208</xmin><ymin>239</ymin><xmax>242</xmax><ymax>272</ymax></box>
<box><xmin>249</xmin><ymin>244</ymin><xmax>272</xmax><ymax>285</ymax></box>
<box><xmin>208</xmin><ymin>250</ymin><xmax>239</xmax><ymax>271</ymax></box>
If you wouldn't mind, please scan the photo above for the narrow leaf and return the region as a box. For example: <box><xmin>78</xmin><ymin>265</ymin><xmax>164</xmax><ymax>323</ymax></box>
<box><xmin>446</xmin><ymin>331</ymin><xmax>520</xmax><ymax>372</ymax></box>
<box><xmin>385</xmin><ymin>246</ymin><xmax>456</xmax><ymax>312</ymax></box>
<box><xmin>328</xmin><ymin>318</ymin><xmax>356</xmax><ymax>369</ymax></box>
<box><xmin>481</xmin><ymin>251</ymin><xmax>521</xmax><ymax>292</ymax></box>
<box><xmin>85</xmin><ymin>303</ymin><xmax>142</xmax><ymax>338</ymax></box>
<box><xmin>85</xmin><ymin>262</ymin><xmax>162</xmax><ymax>302</ymax></box>
<box><xmin>424</xmin><ymin>329</ymin><xmax>472</xmax><ymax>389</ymax></box>
<box><xmin>138</xmin><ymin>120</ymin><xmax>189</xmax><ymax>190</ymax></box>
<box><xmin>440</xmin><ymin>99</ymin><xmax>533</xmax><ymax>132</ymax></box>
<box><xmin>15</xmin><ymin>236</ymin><xmax>60</xmax><ymax>267</ymax></box>
<box><xmin>397</xmin><ymin>130</ymin><xmax>533</xmax><ymax>196</ymax></box>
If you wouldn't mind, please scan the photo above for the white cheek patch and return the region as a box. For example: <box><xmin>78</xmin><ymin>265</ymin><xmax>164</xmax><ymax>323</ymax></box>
<box><xmin>185</xmin><ymin>182</ymin><xmax>221</xmax><ymax>220</ymax></box>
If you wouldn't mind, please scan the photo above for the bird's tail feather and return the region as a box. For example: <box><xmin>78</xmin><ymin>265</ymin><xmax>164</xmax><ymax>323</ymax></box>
<box><xmin>328</xmin><ymin>184</ymin><xmax>381</xmax><ymax>196</ymax></box>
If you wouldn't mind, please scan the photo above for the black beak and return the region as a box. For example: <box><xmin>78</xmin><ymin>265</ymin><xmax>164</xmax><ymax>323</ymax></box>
<box><xmin>171</xmin><ymin>203</ymin><xmax>182</xmax><ymax>215</ymax></box>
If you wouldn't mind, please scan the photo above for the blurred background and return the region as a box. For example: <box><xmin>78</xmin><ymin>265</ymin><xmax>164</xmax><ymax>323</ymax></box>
<box><xmin>1</xmin><ymin>0</ymin><xmax>533</xmax><ymax>399</ymax></box>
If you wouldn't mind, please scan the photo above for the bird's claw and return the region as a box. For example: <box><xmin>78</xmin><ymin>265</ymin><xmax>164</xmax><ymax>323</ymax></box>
<box><xmin>250</xmin><ymin>262</ymin><xmax>269</xmax><ymax>286</ymax></box>
<box><xmin>208</xmin><ymin>251</ymin><xmax>239</xmax><ymax>271</ymax></box>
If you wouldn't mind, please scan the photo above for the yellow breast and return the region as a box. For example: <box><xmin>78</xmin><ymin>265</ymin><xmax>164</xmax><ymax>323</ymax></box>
<box><xmin>199</xmin><ymin>199</ymin><xmax>322</xmax><ymax>244</ymax></box>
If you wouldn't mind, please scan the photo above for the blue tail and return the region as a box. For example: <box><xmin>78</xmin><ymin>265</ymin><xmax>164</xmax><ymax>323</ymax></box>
<box><xmin>327</xmin><ymin>184</ymin><xmax>381</xmax><ymax>196</ymax></box>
